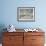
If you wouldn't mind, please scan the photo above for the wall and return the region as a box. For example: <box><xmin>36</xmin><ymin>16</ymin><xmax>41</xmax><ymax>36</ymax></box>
<box><xmin>0</xmin><ymin>0</ymin><xmax>46</xmax><ymax>29</ymax></box>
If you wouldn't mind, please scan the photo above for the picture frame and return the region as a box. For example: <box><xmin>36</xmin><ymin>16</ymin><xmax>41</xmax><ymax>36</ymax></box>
<box><xmin>17</xmin><ymin>7</ymin><xmax>35</xmax><ymax>22</ymax></box>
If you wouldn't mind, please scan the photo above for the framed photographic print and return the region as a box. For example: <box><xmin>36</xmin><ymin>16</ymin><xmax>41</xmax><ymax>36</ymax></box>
<box><xmin>17</xmin><ymin>7</ymin><xmax>35</xmax><ymax>22</ymax></box>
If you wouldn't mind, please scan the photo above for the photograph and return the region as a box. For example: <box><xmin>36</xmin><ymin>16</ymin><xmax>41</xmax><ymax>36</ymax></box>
<box><xmin>17</xmin><ymin>7</ymin><xmax>35</xmax><ymax>22</ymax></box>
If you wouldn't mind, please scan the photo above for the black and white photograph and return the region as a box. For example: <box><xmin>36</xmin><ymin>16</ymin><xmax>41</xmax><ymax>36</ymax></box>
<box><xmin>17</xmin><ymin>7</ymin><xmax>35</xmax><ymax>22</ymax></box>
